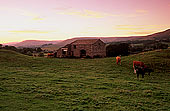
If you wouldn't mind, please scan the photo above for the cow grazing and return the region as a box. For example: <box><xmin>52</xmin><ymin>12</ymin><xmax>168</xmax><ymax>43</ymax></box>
<box><xmin>134</xmin><ymin>65</ymin><xmax>145</xmax><ymax>78</ymax></box>
<box><xmin>116</xmin><ymin>56</ymin><xmax>121</xmax><ymax>65</ymax></box>
<box><xmin>133</xmin><ymin>61</ymin><xmax>147</xmax><ymax>69</ymax></box>
<box><xmin>133</xmin><ymin>61</ymin><xmax>147</xmax><ymax>74</ymax></box>
<box><xmin>133</xmin><ymin>61</ymin><xmax>154</xmax><ymax>78</ymax></box>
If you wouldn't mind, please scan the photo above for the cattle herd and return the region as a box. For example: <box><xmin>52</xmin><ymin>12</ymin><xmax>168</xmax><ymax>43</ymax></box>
<box><xmin>116</xmin><ymin>56</ymin><xmax>154</xmax><ymax>79</ymax></box>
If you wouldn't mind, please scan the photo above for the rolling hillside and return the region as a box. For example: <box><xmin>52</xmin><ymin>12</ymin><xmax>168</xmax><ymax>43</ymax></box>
<box><xmin>147</xmin><ymin>29</ymin><xmax>170</xmax><ymax>40</ymax></box>
<box><xmin>0</xmin><ymin>49</ymin><xmax>170</xmax><ymax>110</ymax></box>
<box><xmin>44</xmin><ymin>29</ymin><xmax>170</xmax><ymax>49</ymax></box>
<box><xmin>3</xmin><ymin>29</ymin><xmax>170</xmax><ymax>49</ymax></box>
<box><xmin>4</xmin><ymin>40</ymin><xmax>63</xmax><ymax>48</ymax></box>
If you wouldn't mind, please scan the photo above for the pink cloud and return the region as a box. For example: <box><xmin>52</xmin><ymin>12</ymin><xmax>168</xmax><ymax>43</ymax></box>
<box><xmin>8</xmin><ymin>30</ymin><xmax>52</xmax><ymax>34</ymax></box>
<box><xmin>57</xmin><ymin>9</ymin><xmax>120</xmax><ymax>18</ymax></box>
<box><xmin>136</xmin><ymin>10</ymin><xmax>148</xmax><ymax>14</ymax></box>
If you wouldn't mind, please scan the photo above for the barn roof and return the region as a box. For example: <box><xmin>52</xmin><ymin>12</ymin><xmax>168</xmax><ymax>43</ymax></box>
<box><xmin>71</xmin><ymin>39</ymin><xmax>100</xmax><ymax>45</ymax></box>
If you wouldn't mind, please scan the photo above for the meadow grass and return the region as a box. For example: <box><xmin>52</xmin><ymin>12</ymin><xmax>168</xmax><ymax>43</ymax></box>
<box><xmin>0</xmin><ymin>49</ymin><xmax>170</xmax><ymax>111</ymax></box>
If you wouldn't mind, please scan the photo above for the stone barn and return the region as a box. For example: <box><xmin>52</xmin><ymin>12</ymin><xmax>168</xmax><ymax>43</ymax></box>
<box><xmin>56</xmin><ymin>39</ymin><xmax>106</xmax><ymax>58</ymax></box>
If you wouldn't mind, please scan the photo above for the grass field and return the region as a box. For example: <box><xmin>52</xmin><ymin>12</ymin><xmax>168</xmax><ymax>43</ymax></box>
<box><xmin>0</xmin><ymin>49</ymin><xmax>170</xmax><ymax>111</ymax></box>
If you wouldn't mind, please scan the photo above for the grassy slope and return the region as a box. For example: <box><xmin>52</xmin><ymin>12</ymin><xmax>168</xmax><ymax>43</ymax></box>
<box><xmin>0</xmin><ymin>49</ymin><xmax>170</xmax><ymax>111</ymax></box>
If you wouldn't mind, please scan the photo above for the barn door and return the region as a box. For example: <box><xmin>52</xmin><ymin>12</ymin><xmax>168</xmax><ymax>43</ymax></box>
<box><xmin>80</xmin><ymin>50</ymin><xmax>86</xmax><ymax>57</ymax></box>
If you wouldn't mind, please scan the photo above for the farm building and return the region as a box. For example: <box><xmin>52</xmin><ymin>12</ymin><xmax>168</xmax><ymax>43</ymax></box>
<box><xmin>56</xmin><ymin>39</ymin><xmax>106</xmax><ymax>58</ymax></box>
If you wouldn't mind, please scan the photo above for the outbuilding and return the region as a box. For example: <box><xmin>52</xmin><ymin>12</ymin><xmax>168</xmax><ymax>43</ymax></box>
<box><xmin>56</xmin><ymin>39</ymin><xmax>106</xmax><ymax>58</ymax></box>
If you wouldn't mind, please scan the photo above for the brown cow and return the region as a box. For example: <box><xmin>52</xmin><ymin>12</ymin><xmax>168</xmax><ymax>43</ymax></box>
<box><xmin>133</xmin><ymin>61</ymin><xmax>153</xmax><ymax>78</ymax></box>
<box><xmin>133</xmin><ymin>61</ymin><xmax>147</xmax><ymax>73</ymax></box>
<box><xmin>116</xmin><ymin>56</ymin><xmax>121</xmax><ymax>65</ymax></box>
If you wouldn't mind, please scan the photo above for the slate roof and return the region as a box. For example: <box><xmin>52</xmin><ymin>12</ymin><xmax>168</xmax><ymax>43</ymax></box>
<box><xmin>71</xmin><ymin>39</ymin><xmax>100</xmax><ymax>45</ymax></box>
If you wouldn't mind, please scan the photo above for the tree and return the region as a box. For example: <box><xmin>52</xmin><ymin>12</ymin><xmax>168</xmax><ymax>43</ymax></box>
<box><xmin>106</xmin><ymin>43</ymin><xmax>130</xmax><ymax>57</ymax></box>
<box><xmin>0</xmin><ymin>44</ymin><xmax>2</xmax><ymax>49</ymax></box>
<box><xmin>36</xmin><ymin>47</ymin><xmax>42</xmax><ymax>52</ymax></box>
<box><xmin>156</xmin><ymin>43</ymin><xmax>168</xmax><ymax>49</ymax></box>
<box><xmin>26</xmin><ymin>51</ymin><xmax>33</xmax><ymax>56</ymax></box>
<box><xmin>3</xmin><ymin>45</ymin><xmax>18</xmax><ymax>51</ymax></box>
<box><xmin>38</xmin><ymin>52</ymin><xmax>44</xmax><ymax>57</ymax></box>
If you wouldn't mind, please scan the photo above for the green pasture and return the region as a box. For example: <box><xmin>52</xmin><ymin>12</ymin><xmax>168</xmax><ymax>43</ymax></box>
<box><xmin>0</xmin><ymin>49</ymin><xmax>170</xmax><ymax>111</ymax></box>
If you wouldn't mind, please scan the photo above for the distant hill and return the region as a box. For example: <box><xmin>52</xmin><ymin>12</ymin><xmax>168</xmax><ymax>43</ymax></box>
<box><xmin>53</xmin><ymin>29</ymin><xmax>170</xmax><ymax>47</ymax></box>
<box><xmin>35</xmin><ymin>29</ymin><xmax>170</xmax><ymax>51</ymax></box>
<box><xmin>54</xmin><ymin>37</ymin><xmax>140</xmax><ymax>47</ymax></box>
<box><xmin>147</xmin><ymin>29</ymin><xmax>170</xmax><ymax>40</ymax></box>
<box><xmin>3</xmin><ymin>42</ymin><xmax>19</xmax><ymax>46</ymax></box>
<box><xmin>5</xmin><ymin>40</ymin><xmax>63</xmax><ymax>48</ymax></box>
<box><xmin>3</xmin><ymin>29</ymin><xmax>170</xmax><ymax>49</ymax></box>
<box><xmin>41</xmin><ymin>44</ymin><xmax>61</xmax><ymax>52</ymax></box>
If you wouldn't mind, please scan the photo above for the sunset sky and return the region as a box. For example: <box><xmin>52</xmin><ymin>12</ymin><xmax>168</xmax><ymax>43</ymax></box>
<box><xmin>0</xmin><ymin>0</ymin><xmax>170</xmax><ymax>43</ymax></box>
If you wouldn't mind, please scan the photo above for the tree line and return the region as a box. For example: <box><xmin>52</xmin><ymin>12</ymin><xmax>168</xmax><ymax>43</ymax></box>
<box><xmin>0</xmin><ymin>44</ymin><xmax>43</xmax><ymax>56</ymax></box>
<box><xmin>106</xmin><ymin>41</ymin><xmax>169</xmax><ymax>57</ymax></box>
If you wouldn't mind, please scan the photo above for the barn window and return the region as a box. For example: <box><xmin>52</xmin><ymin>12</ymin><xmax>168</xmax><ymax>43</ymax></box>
<box><xmin>62</xmin><ymin>49</ymin><xmax>67</xmax><ymax>55</ymax></box>
<box><xmin>74</xmin><ymin>45</ymin><xmax>76</xmax><ymax>49</ymax></box>
<box><xmin>62</xmin><ymin>50</ymin><xmax>66</xmax><ymax>55</ymax></box>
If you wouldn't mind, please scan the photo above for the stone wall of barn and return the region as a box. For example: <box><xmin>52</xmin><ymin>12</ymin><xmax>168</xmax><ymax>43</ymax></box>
<box><xmin>92</xmin><ymin>40</ymin><xmax>106</xmax><ymax>57</ymax></box>
<box><xmin>71</xmin><ymin>40</ymin><xmax>106</xmax><ymax>58</ymax></box>
<box><xmin>71</xmin><ymin>44</ymin><xmax>93</xmax><ymax>57</ymax></box>
<box><xmin>57</xmin><ymin>39</ymin><xmax>106</xmax><ymax>58</ymax></box>
<box><xmin>56</xmin><ymin>48</ymin><xmax>63</xmax><ymax>58</ymax></box>
<box><xmin>56</xmin><ymin>48</ymin><xmax>69</xmax><ymax>58</ymax></box>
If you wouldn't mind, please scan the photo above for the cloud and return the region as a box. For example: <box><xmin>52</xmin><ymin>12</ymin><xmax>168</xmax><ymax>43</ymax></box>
<box><xmin>32</xmin><ymin>16</ymin><xmax>44</xmax><ymax>21</ymax></box>
<box><xmin>126</xmin><ymin>13</ymin><xmax>146</xmax><ymax>18</ymax></box>
<box><xmin>127</xmin><ymin>31</ymin><xmax>153</xmax><ymax>35</ymax></box>
<box><xmin>115</xmin><ymin>25</ymin><xmax>163</xmax><ymax>31</ymax></box>
<box><xmin>116</xmin><ymin>25</ymin><xmax>144</xmax><ymax>30</ymax></box>
<box><xmin>54</xmin><ymin>6</ymin><xmax>72</xmax><ymax>11</ymax></box>
<box><xmin>19</xmin><ymin>11</ymin><xmax>45</xmax><ymax>21</ymax></box>
<box><xmin>58</xmin><ymin>9</ymin><xmax>104</xmax><ymax>18</ymax></box>
<box><xmin>136</xmin><ymin>10</ymin><xmax>148</xmax><ymax>14</ymax></box>
<box><xmin>8</xmin><ymin>30</ymin><xmax>52</xmax><ymax>34</ymax></box>
<box><xmin>121</xmin><ymin>10</ymin><xmax>148</xmax><ymax>18</ymax></box>
<box><xmin>1</xmin><ymin>7</ymin><xmax>45</xmax><ymax>21</ymax></box>
<box><xmin>57</xmin><ymin>9</ymin><xmax>120</xmax><ymax>18</ymax></box>
<box><xmin>115</xmin><ymin>25</ymin><xmax>164</xmax><ymax>35</ymax></box>
<box><xmin>116</xmin><ymin>27</ymin><xmax>143</xmax><ymax>30</ymax></box>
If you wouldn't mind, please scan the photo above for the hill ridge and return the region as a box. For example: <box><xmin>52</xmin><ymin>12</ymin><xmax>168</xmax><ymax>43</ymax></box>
<box><xmin>3</xmin><ymin>29</ymin><xmax>170</xmax><ymax>48</ymax></box>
